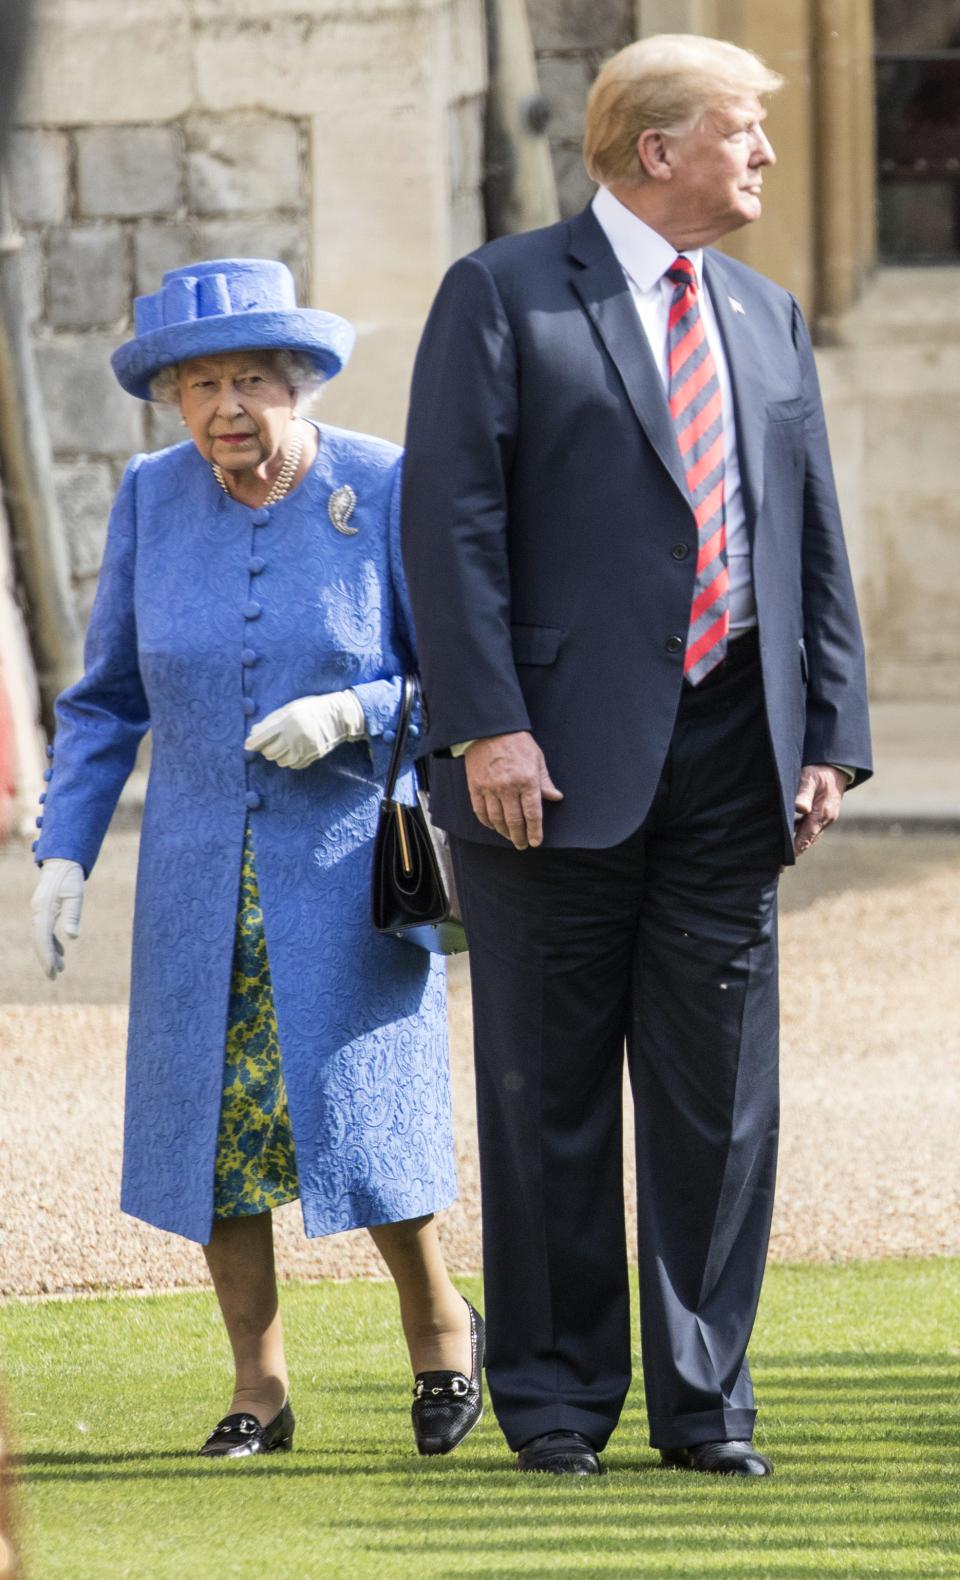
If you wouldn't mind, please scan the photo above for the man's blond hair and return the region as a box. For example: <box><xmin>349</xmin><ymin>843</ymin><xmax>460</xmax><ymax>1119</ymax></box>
<box><xmin>583</xmin><ymin>34</ymin><xmax>784</xmax><ymax>187</ymax></box>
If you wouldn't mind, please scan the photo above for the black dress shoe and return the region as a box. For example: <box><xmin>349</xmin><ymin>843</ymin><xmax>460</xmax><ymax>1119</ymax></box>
<box><xmin>516</xmin><ymin>1431</ymin><xmax>603</xmax><ymax>1475</ymax></box>
<box><xmin>661</xmin><ymin>1439</ymin><xmax>773</xmax><ymax>1476</ymax></box>
<box><xmin>198</xmin><ymin>1399</ymin><xmax>295</xmax><ymax>1458</ymax></box>
<box><xmin>411</xmin><ymin>1300</ymin><xmax>485</xmax><ymax>1455</ymax></box>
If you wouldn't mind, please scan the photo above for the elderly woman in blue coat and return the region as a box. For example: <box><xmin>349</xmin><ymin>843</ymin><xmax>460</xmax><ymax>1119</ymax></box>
<box><xmin>30</xmin><ymin>259</ymin><xmax>482</xmax><ymax>1459</ymax></box>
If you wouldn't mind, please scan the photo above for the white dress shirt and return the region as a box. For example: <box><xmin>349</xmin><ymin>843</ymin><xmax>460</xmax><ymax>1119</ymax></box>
<box><xmin>591</xmin><ymin>185</ymin><xmax>757</xmax><ymax>633</ymax></box>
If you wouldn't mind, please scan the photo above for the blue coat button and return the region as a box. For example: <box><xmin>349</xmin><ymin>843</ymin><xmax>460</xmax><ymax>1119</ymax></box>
<box><xmin>245</xmin><ymin>790</ymin><xmax>262</xmax><ymax>810</ymax></box>
<box><xmin>248</xmin><ymin>556</ymin><xmax>265</xmax><ymax>574</ymax></box>
<box><xmin>251</xmin><ymin>509</ymin><xmax>270</xmax><ymax>527</ymax></box>
<box><xmin>43</xmin><ymin>767</ymin><xmax>53</xmax><ymax>781</ymax></box>
<box><xmin>39</xmin><ymin>793</ymin><xmax>47</xmax><ymax>804</ymax></box>
<box><xmin>35</xmin><ymin>815</ymin><xmax>43</xmax><ymax>827</ymax></box>
<box><xmin>242</xmin><ymin>697</ymin><xmax>256</xmax><ymax>716</ymax></box>
<box><xmin>46</xmin><ymin>744</ymin><xmax>54</xmax><ymax>758</ymax></box>
<box><xmin>383</xmin><ymin>729</ymin><xmax>396</xmax><ymax>743</ymax></box>
<box><xmin>241</xmin><ymin>649</ymin><xmax>258</xmax><ymax>666</ymax></box>
<box><xmin>244</xmin><ymin>748</ymin><xmax>257</xmax><ymax>764</ymax></box>
<box><xmin>244</xmin><ymin>601</ymin><xmax>262</xmax><ymax>619</ymax></box>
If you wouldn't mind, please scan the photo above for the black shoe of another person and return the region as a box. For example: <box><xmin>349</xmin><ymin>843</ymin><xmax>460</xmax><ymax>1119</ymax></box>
<box><xmin>661</xmin><ymin>1439</ymin><xmax>773</xmax><ymax>1476</ymax></box>
<box><xmin>411</xmin><ymin>1300</ymin><xmax>485</xmax><ymax>1455</ymax></box>
<box><xmin>199</xmin><ymin>1399</ymin><xmax>295</xmax><ymax>1458</ymax></box>
<box><xmin>516</xmin><ymin>1431</ymin><xmax>604</xmax><ymax>1475</ymax></box>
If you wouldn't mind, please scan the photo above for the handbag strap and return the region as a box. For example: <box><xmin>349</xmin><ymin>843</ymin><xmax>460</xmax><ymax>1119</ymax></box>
<box><xmin>383</xmin><ymin>675</ymin><xmax>417</xmax><ymax>802</ymax></box>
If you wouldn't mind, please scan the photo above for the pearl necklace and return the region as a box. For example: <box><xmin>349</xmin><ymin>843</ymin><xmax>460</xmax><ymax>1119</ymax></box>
<box><xmin>212</xmin><ymin>420</ymin><xmax>305</xmax><ymax>507</ymax></box>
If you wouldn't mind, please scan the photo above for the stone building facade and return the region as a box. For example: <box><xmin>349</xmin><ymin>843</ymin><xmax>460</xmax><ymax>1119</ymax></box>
<box><xmin>10</xmin><ymin>0</ymin><xmax>486</xmax><ymax>622</ymax></box>
<box><xmin>6</xmin><ymin>0</ymin><xmax>957</xmax><ymax>724</ymax></box>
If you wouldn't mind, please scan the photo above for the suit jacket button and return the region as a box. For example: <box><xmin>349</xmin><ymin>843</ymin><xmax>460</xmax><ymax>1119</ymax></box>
<box><xmin>241</xmin><ymin>648</ymin><xmax>258</xmax><ymax>666</ymax></box>
<box><xmin>244</xmin><ymin>601</ymin><xmax>262</xmax><ymax>619</ymax></box>
<box><xmin>251</xmin><ymin>509</ymin><xmax>270</xmax><ymax>527</ymax></box>
<box><xmin>242</xmin><ymin>697</ymin><xmax>256</xmax><ymax>716</ymax></box>
<box><xmin>248</xmin><ymin>556</ymin><xmax>265</xmax><ymax>574</ymax></box>
<box><xmin>245</xmin><ymin>790</ymin><xmax>262</xmax><ymax>811</ymax></box>
<box><xmin>671</xmin><ymin>544</ymin><xmax>689</xmax><ymax>560</ymax></box>
<box><xmin>666</xmin><ymin>635</ymin><xmax>684</xmax><ymax>654</ymax></box>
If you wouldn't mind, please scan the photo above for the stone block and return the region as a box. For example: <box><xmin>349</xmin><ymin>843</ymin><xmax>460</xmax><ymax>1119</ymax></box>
<box><xmin>7</xmin><ymin>130</ymin><xmax>70</xmax><ymax>225</ymax></box>
<box><xmin>37</xmin><ymin>337</ymin><xmax>144</xmax><ymax>458</ymax></box>
<box><xmin>448</xmin><ymin>97</ymin><xmax>485</xmax><ymax>196</ymax></box>
<box><xmin>527</xmin><ymin>0</ymin><xmax>635</xmax><ymax>53</ymax></box>
<box><xmin>195</xmin><ymin>221</ymin><xmax>306</xmax><ymax>295</ymax></box>
<box><xmin>19</xmin><ymin>233</ymin><xmax>45</xmax><ymax>325</ymax></box>
<box><xmin>76</xmin><ymin>127</ymin><xmax>182</xmax><ymax>219</ymax></box>
<box><xmin>536</xmin><ymin>55</ymin><xmax>595</xmax><ymax>143</ymax></box>
<box><xmin>195</xmin><ymin>12</ymin><xmax>432</xmax><ymax>115</ymax></box>
<box><xmin>551</xmin><ymin>143</ymin><xmax>596</xmax><ymax>218</ymax></box>
<box><xmin>18</xmin><ymin>1</ymin><xmax>192</xmax><ymax>125</ymax></box>
<box><xmin>449</xmin><ymin>189</ymin><xmax>485</xmax><ymax>261</ymax></box>
<box><xmin>53</xmin><ymin>462</ymin><xmax>114</xmax><ymax>579</ymax></box>
<box><xmin>134</xmin><ymin>224</ymin><xmax>197</xmax><ymax>297</ymax></box>
<box><xmin>446</xmin><ymin>0</ymin><xmax>487</xmax><ymax>102</ymax></box>
<box><xmin>47</xmin><ymin>226</ymin><xmax>130</xmax><ymax>330</ymax></box>
<box><xmin>186</xmin><ymin>116</ymin><xmax>302</xmax><ymax>215</ymax></box>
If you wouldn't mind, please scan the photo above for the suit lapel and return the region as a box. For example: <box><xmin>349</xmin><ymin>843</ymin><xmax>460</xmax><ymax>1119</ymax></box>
<box><xmin>703</xmin><ymin>251</ymin><xmax>767</xmax><ymax>530</ymax></box>
<box><xmin>567</xmin><ymin>209</ymin><xmax>689</xmax><ymax>504</ymax></box>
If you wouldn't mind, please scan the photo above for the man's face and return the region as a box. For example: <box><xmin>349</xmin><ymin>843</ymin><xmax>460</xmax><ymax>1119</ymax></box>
<box><xmin>664</xmin><ymin>94</ymin><xmax>776</xmax><ymax>242</ymax></box>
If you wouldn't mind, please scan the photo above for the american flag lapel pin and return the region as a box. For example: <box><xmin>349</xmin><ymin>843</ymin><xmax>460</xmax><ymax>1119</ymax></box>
<box><xmin>728</xmin><ymin>296</ymin><xmax>746</xmax><ymax>315</ymax></box>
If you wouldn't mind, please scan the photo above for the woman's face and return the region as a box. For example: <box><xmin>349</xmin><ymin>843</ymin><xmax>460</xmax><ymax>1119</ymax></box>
<box><xmin>177</xmin><ymin>352</ymin><xmax>297</xmax><ymax>473</ymax></box>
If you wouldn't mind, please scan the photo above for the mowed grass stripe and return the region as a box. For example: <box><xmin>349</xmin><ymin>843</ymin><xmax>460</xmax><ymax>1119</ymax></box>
<box><xmin>0</xmin><ymin>1260</ymin><xmax>957</xmax><ymax>1578</ymax></box>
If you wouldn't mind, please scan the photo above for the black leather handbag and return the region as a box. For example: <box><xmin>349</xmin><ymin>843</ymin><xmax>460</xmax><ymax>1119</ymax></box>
<box><xmin>371</xmin><ymin>677</ymin><xmax>468</xmax><ymax>955</ymax></box>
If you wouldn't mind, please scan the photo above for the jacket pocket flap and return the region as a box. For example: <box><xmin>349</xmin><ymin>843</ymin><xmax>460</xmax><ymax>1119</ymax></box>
<box><xmin>510</xmin><ymin>624</ymin><xmax>565</xmax><ymax>665</ymax></box>
<box><xmin>767</xmin><ymin>394</ymin><xmax>805</xmax><ymax>423</ymax></box>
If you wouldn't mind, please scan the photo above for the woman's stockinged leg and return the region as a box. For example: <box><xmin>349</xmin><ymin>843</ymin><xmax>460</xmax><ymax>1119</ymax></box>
<box><xmin>368</xmin><ymin>1215</ymin><xmax>472</xmax><ymax>1375</ymax></box>
<box><xmin>203</xmin><ymin>1210</ymin><xmax>289</xmax><ymax>1425</ymax></box>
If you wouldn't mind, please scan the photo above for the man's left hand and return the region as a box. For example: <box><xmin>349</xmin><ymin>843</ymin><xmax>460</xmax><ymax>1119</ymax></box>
<box><xmin>793</xmin><ymin>763</ymin><xmax>846</xmax><ymax>856</ymax></box>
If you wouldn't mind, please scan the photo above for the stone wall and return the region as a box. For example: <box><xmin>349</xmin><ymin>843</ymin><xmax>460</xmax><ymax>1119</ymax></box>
<box><xmin>526</xmin><ymin>0</ymin><xmax>636</xmax><ymax>216</ymax></box>
<box><xmin>11</xmin><ymin>0</ymin><xmax>486</xmax><ymax>620</ymax></box>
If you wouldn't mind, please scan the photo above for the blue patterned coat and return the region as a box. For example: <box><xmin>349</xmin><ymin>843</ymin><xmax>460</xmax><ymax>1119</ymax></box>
<box><xmin>35</xmin><ymin>425</ymin><xmax>456</xmax><ymax>1244</ymax></box>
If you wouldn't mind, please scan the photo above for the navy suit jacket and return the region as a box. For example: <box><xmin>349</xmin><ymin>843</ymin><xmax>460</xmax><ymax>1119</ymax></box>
<box><xmin>401</xmin><ymin>206</ymin><xmax>872</xmax><ymax>855</ymax></box>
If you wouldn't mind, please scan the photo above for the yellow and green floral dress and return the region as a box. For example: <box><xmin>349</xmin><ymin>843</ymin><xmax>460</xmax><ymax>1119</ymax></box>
<box><xmin>213</xmin><ymin>824</ymin><xmax>299</xmax><ymax>1217</ymax></box>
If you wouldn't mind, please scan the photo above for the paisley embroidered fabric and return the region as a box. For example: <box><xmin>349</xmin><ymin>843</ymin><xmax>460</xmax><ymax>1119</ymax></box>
<box><xmin>214</xmin><ymin>823</ymin><xmax>299</xmax><ymax>1217</ymax></box>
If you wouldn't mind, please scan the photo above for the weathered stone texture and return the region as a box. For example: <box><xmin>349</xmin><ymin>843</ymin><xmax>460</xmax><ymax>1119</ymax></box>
<box><xmin>19</xmin><ymin>233</ymin><xmax>45</xmax><ymax>325</ymax></box>
<box><xmin>7</xmin><ymin>130</ymin><xmax>70</xmax><ymax>225</ymax></box>
<box><xmin>134</xmin><ymin>224</ymin><xmax>197</xmax><ymax>296</ymax></box>
<box><xmin>537</xmin><ymin>55</ymin><xmax>597</xmax><ymax>143</ymax></box>
<box><xmin>53</xmin><ymin>462</ymin><xmax>115</xmax><ymax>579</ymax></box>
<box><xmin>186</xmin><ymin>116</ymin><xmax>302</xmax><ymax>215</ymax></box>
<box><xmin>448</xmin><ymin>98</ymin><xmax>485</xmax><ymax>197</ymax></box>
<box><xmin>37</xmin><ymin>338</ymin><xmax>144</xmax><ymax>457</ymax></box>
<box><xmin>76</xmin><ymin>127</ymin><xmax>181</xmax><ymax>219</ymax></box>
<box><xmin>528</xmin><ymin>0</ymin><xmax>636</xmax><ymax>52</ymax></box>
<box><xmin>47</xmin><ymin>226</ymin><xmax>130</xmax><ymax>330</ymax></box>
<box><xmin>19</xmin><ymin>2</ymin><xmax>193</xmax><ymax>125</ymax></box>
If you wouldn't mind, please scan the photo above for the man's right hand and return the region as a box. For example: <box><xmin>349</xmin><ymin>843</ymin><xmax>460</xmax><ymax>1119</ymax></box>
<box><xmin>31</xmin><ymin>859</ymin><xmax>85</xmax><ymax>979</ymax></box>
<box><xmin>464</xmin><ymin>733</ymin><xmax>563</xmax><ymax>850</ymax></box>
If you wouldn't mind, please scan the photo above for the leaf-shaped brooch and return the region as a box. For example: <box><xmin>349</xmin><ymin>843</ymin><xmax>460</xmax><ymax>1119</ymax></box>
<box><xmin>328</xmin><ymin>484</ymin><xmax>359</xmax><ymax>535</ymax></box>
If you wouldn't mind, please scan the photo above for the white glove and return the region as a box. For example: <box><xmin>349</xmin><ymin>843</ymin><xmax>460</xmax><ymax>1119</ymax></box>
<box><xmin>31</xmin><ymin>859</ymin><xmax>85</xmax><ymax>980</ymax></box>
<box><xmin>244</xmin><ymin>689</ymin><xmax>367</xmax><ymax>770</ymax></box>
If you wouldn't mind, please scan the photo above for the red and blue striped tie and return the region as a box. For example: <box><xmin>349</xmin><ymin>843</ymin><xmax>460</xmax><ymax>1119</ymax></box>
<box><xmin>666</xmin><ymin>255</ymin><xmax>729</xmax><ymax>685</ymax></box>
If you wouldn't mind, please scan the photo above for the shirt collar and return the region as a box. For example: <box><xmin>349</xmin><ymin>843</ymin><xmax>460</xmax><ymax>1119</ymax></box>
<box><xmin>591</xmin><ymin>186</ymin><xmax>704</xmax><ymax>294</ymax></box>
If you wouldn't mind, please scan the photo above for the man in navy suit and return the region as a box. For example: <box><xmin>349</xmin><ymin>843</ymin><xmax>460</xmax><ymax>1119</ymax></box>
<box><xmin>401</xmin><ymin>34</ymin><xmax>871</xmax><ymax>1477</ymax></box>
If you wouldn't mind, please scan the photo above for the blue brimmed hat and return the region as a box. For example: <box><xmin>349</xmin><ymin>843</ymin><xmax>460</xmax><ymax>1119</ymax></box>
<box><xmin>111</xmin><ymin>258</ymin><xmax>356</xmax><ymax>400</ymax></box>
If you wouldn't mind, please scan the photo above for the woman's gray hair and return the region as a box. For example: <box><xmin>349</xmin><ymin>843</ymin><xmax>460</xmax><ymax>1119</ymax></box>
<box><xmin>148</xmin><ymin>349</ymin><xmax>326</xmax><ymax>405</ymax></box>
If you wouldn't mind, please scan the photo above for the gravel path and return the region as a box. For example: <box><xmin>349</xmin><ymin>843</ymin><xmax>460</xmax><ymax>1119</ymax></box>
<box><xmin>1</xmin><ymin>828</ymin><xmax>957</xmax><ymax>1296</ymax></box>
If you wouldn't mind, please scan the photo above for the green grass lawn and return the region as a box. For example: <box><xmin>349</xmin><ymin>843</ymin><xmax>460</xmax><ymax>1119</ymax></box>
<box><xmin>1</xmin><ymin>1260</ymin><xmax>957</xmax><ymax>1579</ymax></box>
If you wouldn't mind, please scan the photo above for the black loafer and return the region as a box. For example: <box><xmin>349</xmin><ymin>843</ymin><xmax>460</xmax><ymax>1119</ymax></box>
<box><xmin>661</xmin><ymin>1439</ymin><xmax>773</xmax><ymax>1476</ymax></box>
<box><xmin>199</xmin><ymin>1399</ymin><xmax>295</xmax><ymax>1458</ymax></box>
<box><xmin>411</xmin><ymin>1300</ymin><xmax>485</xmax><ymax>1455</ymax></box>
<box><xmin>517</xmin><ymin>1430</ymin><xmax>603</xmax><ymax>1475</ymax></box>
